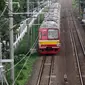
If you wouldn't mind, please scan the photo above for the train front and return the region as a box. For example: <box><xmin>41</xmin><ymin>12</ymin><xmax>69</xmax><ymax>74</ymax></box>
<box><xmin>38</xmin><ymin>2</ymin><xmax>61</xmax><ymax>54</ymax></box>
<box><xmin>38</xmin><ymin>27</ymin><xmax>61</xmax><ymax>54</ymax></box>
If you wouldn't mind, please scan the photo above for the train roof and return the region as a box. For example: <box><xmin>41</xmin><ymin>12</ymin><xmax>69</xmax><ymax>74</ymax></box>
<box><xmin>45</xmin><ymin>12</ymin><xmax>60</xmax><ymax>19</ymax></box>
<box><xmin>49</xmin><ymin>3</ymin><xmax>61</xmax><ymax>9</ymax></box>
<box><xmin>40</xmin><ymin>21</ymin><xmax>60</xmax><ymax>29</ymax></box>
<box><xmin>45</xmin><ymin>3</ymin><xmax>61</xmax><ymax>20</ymax></box>
<box><xmin>46</xmin><ymin>11</ymin><xmax>60</xmax><ymax>16</ymax></box>
<box><xmin>44</xmin><ymin>17</ymin><xmax>60</xmax><ymax>23</ymax></box>
<box><xmin>44</xmin><ymin>11</ymin><xmax>60</xmax><ymax>23</ymax></box>
<box><xmin>39</xmin><ymin>2</ymin><xmax>61</xmax><ymax>30</ymax></box>
<box><xmin>48</xmin><ymin>8</ymin><xmax>60</xmax><ymax>14</ymax></box>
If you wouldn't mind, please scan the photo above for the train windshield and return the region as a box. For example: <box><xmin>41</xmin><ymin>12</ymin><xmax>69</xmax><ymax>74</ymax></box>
<box><xmin>48</xmin><ymin>29</ymin><xmax>58</xmax><ymax>39</ymax></box>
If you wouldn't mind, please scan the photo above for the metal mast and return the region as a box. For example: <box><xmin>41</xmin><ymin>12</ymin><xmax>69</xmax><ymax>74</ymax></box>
<box><xmin>27</xmin><ymin>0</ymin><xmax>30</xmax><ymax>17</ymax></box>
<box><xmin>0</xmin><ymin>40</ymin><xmax>3</xmax><ymax>85</ymax></box>
<box><xmin>8</xmin><ymin>0</ymin><xmax>14</xmax><ymax>84</ymax></box>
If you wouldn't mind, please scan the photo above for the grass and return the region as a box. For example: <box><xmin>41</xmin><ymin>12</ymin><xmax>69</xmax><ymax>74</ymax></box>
<box><xmin>15</xmin><ymin>53</ymin><xmax>38</xmax><ymax>85</ymax></box>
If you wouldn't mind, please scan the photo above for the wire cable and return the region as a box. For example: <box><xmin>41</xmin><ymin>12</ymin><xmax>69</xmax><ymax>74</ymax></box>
<box><xmin>13</xmin><ymin>53</ymin><xmax>32</xmax><ymax>84</ymax></box>
<box><xmin>0</xmin><ymin>19</ymin><xmax>9</xmax><ymax>28</ymax></box>
<box><xmin>1</xmin><ymin>21</ymin><xmax>22</xmax><ymax>38</ymax></box>
<box><xmin>1</xmin><ymin>1</ymin><xmax>43</xmax><ymax>35</ymax></box>
<box><xmin>0</xmin><ymin>5</ymin><xmax>8</xmax><ymax>18</ymax></box>
<box><xmin>6</xmin><ymin>6</ymin><xmax>24</xmax><ymax>24</ymax></box>
<box><xmin>5</xmin><ymin>36</ymin><xmax>38</xmax><ymax>73</ymax></box>
<box><xmin>13</xmin><ymin>38</ymin><xmax>38</xmax><ymax>84</ymax></box>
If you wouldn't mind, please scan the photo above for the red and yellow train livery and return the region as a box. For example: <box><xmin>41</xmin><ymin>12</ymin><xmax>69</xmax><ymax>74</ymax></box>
<box><xmin>38</xmin><ymin>3</ymin><xmax>61</xmax><ymax>54</ymax></box>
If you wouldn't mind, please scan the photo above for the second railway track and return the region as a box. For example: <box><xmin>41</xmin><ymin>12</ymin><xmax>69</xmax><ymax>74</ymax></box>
<box><xmin>66</xmin><ymin>8</ymin><xmax>85</xmax><ymax>85</ymax></box>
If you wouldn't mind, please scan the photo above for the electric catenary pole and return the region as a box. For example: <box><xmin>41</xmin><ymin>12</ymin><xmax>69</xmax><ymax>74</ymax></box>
<box><xmin>0</xmin><ymin>39</ymin><xmax>3</xmax><ymax>85</ymax></box>
<box><xmin>8</xmin><ymin>0</ymin><xmax>14</xmax><ymax>84</ymax></box>
<box><xmin>27</xmin><ymin>0</ymin><xmax>30</xmax><ymax>17</ymax></box>
<box><xmin>0</xmin><ymin>15</ymin><xmax>3</xmax><ymax>85</ymax></box>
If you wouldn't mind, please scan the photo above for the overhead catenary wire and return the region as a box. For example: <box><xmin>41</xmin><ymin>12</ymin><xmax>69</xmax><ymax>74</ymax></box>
<box><xmin>7</xmin><ymin>7</ymin><xmax>23</xmax><ymax>23</ymax></box>
<box><xmin>1</xmin><ymin>7</ymin><xmax>42</xmax><ymax>39</ymax></box>
<box><xmin>0</xmin><ymin>5</ymin><xmax>8</xmax><ymax>18</ymax></box>
<box><xmin>1</xmin><ymin>0</ymin><xmax>45</xmax><ymax>39</ymax></box>
<box><xmin>0</xmin><ymin>18</ymin><xmax>8</xmax><ymax>23</ymax></box>
<box><xmin>0</xmin><ymin>4</ymin><xmax>22</xmax><ymax>38</ymax></box>
<box><xmin>13</xmin><ymin>53</ymin><xmax>32</xmax><ymax>84</ymax></box>
<box><xmin>4</xmin><ymin>0</ymin><xmax>20</xmax><ymax>12</ymax></box>
<box><xmin>1</xmin><ymin>18</ymin><xmax>29</xmax><ymax>39</ymax></box>
<box><xmin>0</xmin><ymin>19</ymin><xmax>9</xmax><ymax>28</ymax></box>
<box><xmin>4</xmin><ymin>36</ymin><xmax>38</xmax><ymax>73</ymax></box>
<box><xmin>0</xmin><ymin>1</ymin><xmax>33</xmax><ymax>39</ymax></box>
<box><xmin>0</xmin><ymin>8</ymin><xmax>20</xmax><ymax>37</ymax></box>
<box><xmin>13</xmin><ymin>38</ymin><xmax>38</xmax><ymax>84</ymax></box>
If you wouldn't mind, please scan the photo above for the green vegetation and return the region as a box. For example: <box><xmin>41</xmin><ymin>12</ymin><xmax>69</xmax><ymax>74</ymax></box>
<box><xmin>15</xmin><ymin>53</ymin><xmax>38</xmax><ymax>85</ymax></box>
<box><xmin>15</xmin><ymin>14</ymin><xmax>44</xmax><ymax>54</ymax></box>
<box><xmin>72</xmin><ymin>0</ymin><xmax>79</xmax><ymax>9</ymax></box>
<box><xmin>6</xmin><ymin>53</ymin><xmax>38</xmax><ymax>85</ymax></box>
<box><xmin>72</xmin><ymin>0</ymin><xmax>84</xmax><ymax>18</ymax></box>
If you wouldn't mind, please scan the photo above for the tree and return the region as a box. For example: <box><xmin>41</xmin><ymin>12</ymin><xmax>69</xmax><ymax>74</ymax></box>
<box><xmin>0</xmin><ymin>0</ymin><xmax>5</xmax><ymax>11</ymax></box>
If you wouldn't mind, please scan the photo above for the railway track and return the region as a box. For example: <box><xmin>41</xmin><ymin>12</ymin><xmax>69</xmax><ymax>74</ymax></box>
<box><xmin>60</xmin><ymin>8</ymin><xmax>77</xmax><ymax>85</ymax></box>
<box><xmin>71</xmin><ymin>12</ymin><xmax>85</xmax><ymax>56</ymax></box>
<box><xmin>36</xmin><ymin>56</ymin><xmax>54</xmax><ymax>85</ymax></box>
<box><xmin>66</xmin><ymin>9</ymin><xmax>85</xmax><ymax>85</ymax></box>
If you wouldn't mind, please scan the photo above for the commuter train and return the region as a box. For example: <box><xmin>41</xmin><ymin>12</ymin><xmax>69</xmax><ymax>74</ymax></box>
<box><xmin>38</xmin><ymin>3</ymin><xmax>61</xmax><ymax>54</ymax></box>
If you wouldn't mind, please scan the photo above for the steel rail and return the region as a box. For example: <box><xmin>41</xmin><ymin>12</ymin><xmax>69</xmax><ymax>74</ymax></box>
<box><xmin>36</xmin><ymin>56</ymin><xmax>46</xmax><ymax>85</ymax></box>
<box><xmin>36</xmin><ymin>56</ymin><xmax>54</xmax><ymax>85</ymax></box>
<box><xmin>67</xmin><ymin>10</ymin><xmax>84</xmax><ymax>85</ymax></box>
<box><xmin>71</xmin><ymin>12</ymin><xmax>85</xmax><ymax>55</ymax></box>
<box><xmin>48</xmin><ymin>56</ymin><xmax>54</xmax><ymax>85</ymax></box>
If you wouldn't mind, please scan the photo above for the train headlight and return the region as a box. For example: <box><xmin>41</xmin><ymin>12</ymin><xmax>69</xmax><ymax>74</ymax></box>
<box><xmin>39</xmin><ymin>43</ymin><xmax>41</xmax><ymax>47</ymax></box>
<box><xmin>57</xmin><ymin>44</ymin><xmax>61</xmax><ymax>47</ymax></box>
